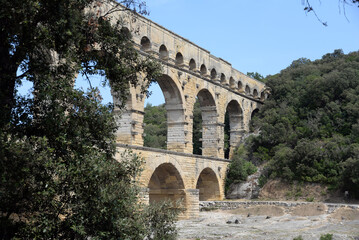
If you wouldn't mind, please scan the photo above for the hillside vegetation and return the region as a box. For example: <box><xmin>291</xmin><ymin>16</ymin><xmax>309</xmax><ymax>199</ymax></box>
<box><xmin>249</xmin><ymin>50</ymin><xmax>359</xmax><ymax>197</ymax></box>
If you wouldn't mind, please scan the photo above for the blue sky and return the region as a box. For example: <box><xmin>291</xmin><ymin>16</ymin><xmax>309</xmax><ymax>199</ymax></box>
<box><xmin>143</xmin><ymin>0</ymin><xmax>359</xmax><ymax>105</ymax></box>
<box><xmin>19</xmin><ymin>1</ymin><xmax>359</xmax><ymax>106</ymax></box>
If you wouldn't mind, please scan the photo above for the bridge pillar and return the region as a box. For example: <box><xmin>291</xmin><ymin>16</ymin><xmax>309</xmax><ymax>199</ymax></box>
<box><xmin>113</xmin><ymin>85</ymin><xmax>145</xmax><ymax>146</ymax></box>
<box><xmin>166</xmin><ymin>104</ymin><xmax>187</xmax><ymax>152</ymax></box>
<box><xmin>228</xmin><ymin>113</ymin><xmax>245</xmax><ymax>159</ymax></box>
<box><xmin>183</xmin><ymin>189</ymin><xmax>199</xmax><ymax>219</ymax></box>
<box><xmin>201</xmin><ymin>106</ymin><xmax>219</xmax><ymax>158</ymax></box>
<box><xmin>229</xmin><ymin>129</ymin><xmax>246</xmax><ymax>158</ymax></box>
<box><xmin>147</xmin><ymin>188</ymin><xmax>199</xmax><ymax>219</ymax></box>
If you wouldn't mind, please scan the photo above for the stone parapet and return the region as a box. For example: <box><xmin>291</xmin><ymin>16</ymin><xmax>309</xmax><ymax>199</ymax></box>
<box><xmin>199</xmin><ymin>201</ymin><xmax>359</xmax><ymax>214</ymax></box>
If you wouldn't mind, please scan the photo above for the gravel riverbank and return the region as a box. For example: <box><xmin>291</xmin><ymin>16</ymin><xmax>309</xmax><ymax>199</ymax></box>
<box><xmin>176</xmin><ymin>201</ymin><xmax>359</xmax><ymax>240</ymax></box>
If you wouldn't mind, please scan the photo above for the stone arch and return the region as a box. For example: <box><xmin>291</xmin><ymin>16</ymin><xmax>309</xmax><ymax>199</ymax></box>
<box><xmin>253</xmin><ymin>89</ymin><xmax>258</xmax><ymax>98</ymax></box>
<box><xmin>148</xmin><ymin>163</ymin><xmax>186</xmax><ymax>204</ymax></box>
<box><xmin>140</xmin><ymin>36</ymin><xmax>151</xmax><ymax>51</ymax></box>
<box><xmin>196</xmin><ymin>88</ymin><xmax>218</xmax><ymax>157</ymax></box>
<box><xmin>200</xmin><ymin>64</ymin><xmax>207</xmax><ymax>76</ymax></box>
<box><xmin>196</xmin><ymin>167</ymin><xmax>221</xmax><ymax>201</ymax></box>
<box><xmin>260</xmin><ymin>91</ymin><xmax>265</xmax><ymax>101</ymax></box>
<box><xmin>155</xmin><ymin>74</ymin><xmax>186</xmax><ymax>152</ymax></box>
<box><xmin>159</xmin><ymin>44</ymin><xmax>169</xmax><ymax>60</ymax></box>
<box><xmin>210</xmin><ymin>68</ymin><xmax>217</xmax><ymax>80</ymax></box>
<box><xmin>224</xmin><ymin>100</ymin><xmax>244</xmax><ymax>159</ymax></box>
<box><xmin>220</xmin><ymin>73</ymin><xmax>226</xmax><ymax>84</ymax></box>
<box><xmin>189</xmin><ymin>58</ymin><xmax>196</xmax><ymax>71</ymax></box>
<box><xmin>229</xmin><ymin>77</ymin><xmax>236</xmax><ymax>89</ymax></box>
<box><xmin>245</xmin><ymin>85</ymin><xmax>251</xmax><ymax>95</ymax></box>
<box><xmin>120</xmin><ymin>26</ymin><xmax>130</xmax><ymax>36</ymax></box>
<box><xmin>251</xmin><ymin>108</ymin><xmax>259</xmax><ymax>120</ymax></box>
<box><xmin>175</xmin><ymin>52</ymin><xmax>184</xmax><ymax>66</ymax></box>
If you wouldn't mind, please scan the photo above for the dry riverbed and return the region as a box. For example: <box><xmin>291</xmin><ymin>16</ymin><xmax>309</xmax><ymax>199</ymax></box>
<box><xmin>176</xmin><ymin>202</ymin><xmax>359</xmax><ymax>240</ymax></box>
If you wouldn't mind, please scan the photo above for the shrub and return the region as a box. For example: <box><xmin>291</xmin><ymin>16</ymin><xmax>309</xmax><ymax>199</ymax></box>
<box><xmin>320</xmin><ymin>233</ymin><xmax>333</xmax><ymax>240</ymax></box>
<box><xmin>293</xmin><ymin>236</ymin><xmax>303</xmax><ymax>240</ymax></box>
<box><xmin>225</xmin><ymin>145</ymin><xmax>257</xmax><ymax>194</ymax></box>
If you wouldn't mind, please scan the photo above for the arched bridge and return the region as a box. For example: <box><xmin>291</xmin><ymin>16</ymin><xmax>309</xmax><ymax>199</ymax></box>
<box><xmin>101</xmin><ymin>1</ymin><xmax>268</xmax><ymax>218</ymax></box>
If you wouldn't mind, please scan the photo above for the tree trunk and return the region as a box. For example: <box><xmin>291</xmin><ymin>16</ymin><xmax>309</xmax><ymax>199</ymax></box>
<box><xmin>0</xmin><ymin>50</ymin><xmax>17</xmax><ymax>129</ymax></box>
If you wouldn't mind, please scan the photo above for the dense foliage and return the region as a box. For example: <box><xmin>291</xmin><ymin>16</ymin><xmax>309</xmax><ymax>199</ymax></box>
<box><xmin>250</xmin><ymin>50</ymin><xmax>359</xmax><ymax>197</ymax></box>
<box><xmin>143</xmin><ymin>103</ymin><xmax>167</xmax><ymax>149</ymax></box>
<box><xmin>225</xmin><ymin>145</ymin><xmax>257</xmax><ymax>193</ymax></box>
<box><xmin>0</xmin><ymin>0</ymin><xmax>179</xmax><ymax>239</ymax></box>
<box><xmin>247</xmin><ymin>72</ymin><xmax>265</xmax><ymax>82</ymax></box>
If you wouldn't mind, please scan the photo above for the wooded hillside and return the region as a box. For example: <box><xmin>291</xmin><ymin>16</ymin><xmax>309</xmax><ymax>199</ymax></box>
<box><xmin>250</xmin><ymin>50</ymin><xmax>359</xmax><ymax>197</ymax></box>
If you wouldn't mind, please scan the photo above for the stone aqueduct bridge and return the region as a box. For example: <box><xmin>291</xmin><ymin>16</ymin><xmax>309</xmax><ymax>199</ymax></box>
<box><xmin>101</xmin><ymin>2</ymin><xmax>268</xmax><ymax>218</ymax></box>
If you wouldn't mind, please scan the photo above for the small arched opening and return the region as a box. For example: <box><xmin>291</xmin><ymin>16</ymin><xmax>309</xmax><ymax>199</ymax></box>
<box><xmin>210</xmin><ymin>69</ymin><xmax>217</xmax><ymax>80</ymax></box>
<box><xmin>189</xmin><ymin>58</ymin><xmax>196</xmax><ymax>71</ymax></box>
<box><xmin>175</xmin><ymin>52</ymin><xmax>184</xmax><ymax>66</ymax></box>
<box><xmin>140</xmin><ymin>36</ymin><xmax>151</xmax><ymax>52</ymax></box>
<box><xmin>120</xmin><ymin>27</ymin><xmax>130</xmax><ymax>36</ymax></box>
<box><xmin>159</xmin><ymin>44</ymin><xmax>169</xmax><ymax>60</ymax></box>
<box><xmin>200</xmin><ymin>64</ymin><xmax>207</xmax><ymax>76</ymax></box>
<box><xmin>245</xmin><ymin>85</ymin><xmax>251</xmax><ymax>95</ymax></box>
<box><xmin>196</xmin><ymin>168</ymin><xmax>221</xmax><ymax>201</ymax></box>
<box><xmin>253</xmin><ymin>89</ymin><xmax>258</xmax><ymax>98</ymax></box>
<box><xmin>220</xmin><ymin>73</ymin><xmax>226</xmax><ymax>84</ymax></box>
<box><xmin>148</xmin><ymin>163</ymin><xmax>186</xmax><ymax>205</ymax></box>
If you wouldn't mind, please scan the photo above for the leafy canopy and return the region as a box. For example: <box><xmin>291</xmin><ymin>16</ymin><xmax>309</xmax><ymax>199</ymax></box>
<box><xmin>0</xmin><ymin>0</ymin><xmax>180</xmax><ymax>239</ymax></box>
<box><xmin>249</xmin><ymin>50</ymin><xmax>359</xmax><ymax>197</ymax></box>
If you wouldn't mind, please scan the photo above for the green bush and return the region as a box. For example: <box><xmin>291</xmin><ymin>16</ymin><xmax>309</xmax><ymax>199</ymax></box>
<box><xmin>293</xmin><ymin>236</ymin><xmax>303</xmax><ymax>240</ymax></box>
<box><xmin>225</xmin><ymin>145</ymin><xmax>257</xmax><ymax>194</ymax></box>
<box><xmin>320</xmin><ymin>233</ymin><xmax>333</xmax><ymax>240</ymax></box>
<box><xmin>306</xmin><ymin>196</ymin><xmax>315</xmax><ymax>202</ymax></box>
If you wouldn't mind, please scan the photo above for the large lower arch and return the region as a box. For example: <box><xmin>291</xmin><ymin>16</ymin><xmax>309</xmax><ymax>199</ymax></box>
<box><xmin>196</xmin><ymin>89</ymin><xmax>219</xmax><ymax>157</ymax></box>
<box><xmin>225</xmin><ymin>100</ymin><xmax>244</xmax><ymax>159</ymax></box>
<box><xmin>148</xmin><ymin>163</ymin><xmax>186</xmax><ymax>204</ymax></box>
<box><xmin>196</xmin><ymin>168</ymin><xmax>221</xmax><ymax>201</ymax></box>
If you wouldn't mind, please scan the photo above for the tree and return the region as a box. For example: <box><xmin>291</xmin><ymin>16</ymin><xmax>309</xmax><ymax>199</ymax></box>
<box><xmin>225</xmin><ymin>145</ymin><xmax>257</xmax><ymax>195</ymax></box>
<box><xmin>0</xmin><ymin>0</ymin><xmax>160</xmax><ymax>129</ymax></box>
<box><xmin>248</xmin><ymin>50</ymin><xmax>359</xmax><ymax>197</ymax></box>
<box><xmin>247</xmin><ymin>72</ymin><xmax>265</xmax><ymax>82</ymax></box>
<box><xmin>0</xmin><ymin>0</ymin><xmax>179</xmax><ymax>239</ymax></box>
<box><xmin>302</xmin><ymin>0</ymin><xmax>359</xmax><ymax>26</ymax></box>
<box><xmin>143</xmin><ymin>103</ymin><xmax>167</xmax><ymax>149</ymax></box>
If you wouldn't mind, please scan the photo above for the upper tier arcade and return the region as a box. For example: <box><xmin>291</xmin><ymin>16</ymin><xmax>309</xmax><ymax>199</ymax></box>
<box><xmin>99</xmin><ymin>1</ymin><xmax>269</xmax><ymax>159</ymax></box>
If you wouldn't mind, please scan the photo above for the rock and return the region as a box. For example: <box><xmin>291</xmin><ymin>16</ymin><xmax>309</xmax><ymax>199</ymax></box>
<box><xmin>226</xmin><ymin>167</ymin><xmax>263</xmax><ymax>199</ymax></box>
<box><xmin>226</xmin><ymin>220</ymin><xmax>232</xmax><ymax>224</ymax></box>
<box><xmin>234</xmin><ymin>219</ymin><xmax>240</xmax><ymax>224</ymax></box>
<box><xmin>266</xmin><ymin>216</ymin><xmax>271</xmax><ymax>219</ymax></box>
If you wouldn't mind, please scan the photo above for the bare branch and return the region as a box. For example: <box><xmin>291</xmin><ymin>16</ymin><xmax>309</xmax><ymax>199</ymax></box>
<box><xmin>303</xmin><ymin>0</ymin><xmax>358</xmax><ymax>26</ymax></box>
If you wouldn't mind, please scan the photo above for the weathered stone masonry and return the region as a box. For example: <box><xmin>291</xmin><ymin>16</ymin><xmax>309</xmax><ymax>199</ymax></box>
<box><xmin>100</xmin><ymin>1</ymin><xmax>268</xmax><ymax>218</ymax></box>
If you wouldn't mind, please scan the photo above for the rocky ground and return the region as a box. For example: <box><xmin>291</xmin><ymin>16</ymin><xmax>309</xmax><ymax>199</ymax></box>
<box><xmin>176</xmin><ymin>202</ymin><xmax>359</xmax><ymax>240</ymax></box>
